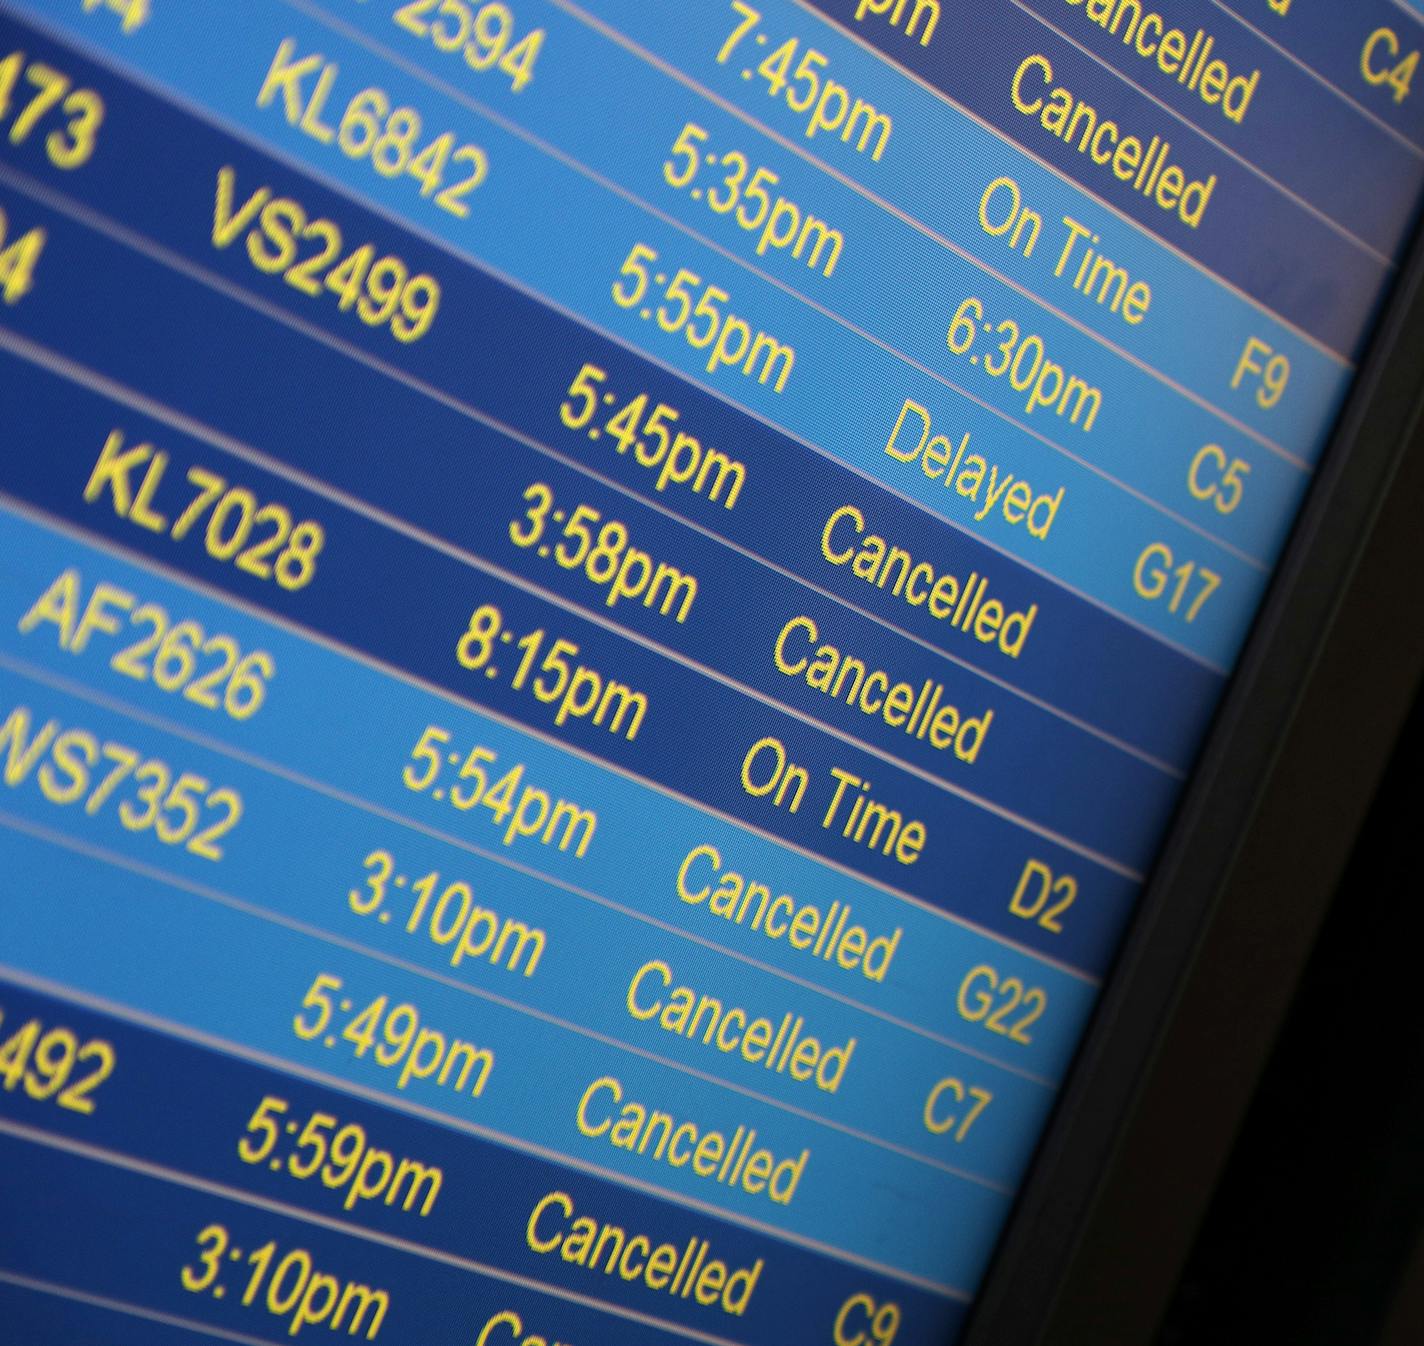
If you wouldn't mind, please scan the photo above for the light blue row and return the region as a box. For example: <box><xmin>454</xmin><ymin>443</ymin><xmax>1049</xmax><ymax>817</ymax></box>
<box><xmin>0</xmin><ymin>536</ymin><xmax>1062</xmax><ymax>1191</ymax></box>
<box><xmin>13</xmin><ymin>0</ymin><xmax>1296</xmax><ymax>663</ymax></box>
<box><xmin>323</xmin><ymin>0</ymin><xmax>1347</xmax><ymax>483</ymax></box>
<box><xmin>0</xmin><ymin>504</ymin><xmax>1101</xmax><ymax>1085</ymax></box>
<box><xmin>558</xmin><ymin>0</ymin><xmax>1355</xmax><ymax>449</ymax></box>
<box><xmin>0</xmin><ymin>700</ymin><xmax>1057</xmax><ymax>1196</ymax></box>
<box><xmin>0</xmin><ymin>821</ymin><xmax>1014</xmax><ymax>1292</ymax></box>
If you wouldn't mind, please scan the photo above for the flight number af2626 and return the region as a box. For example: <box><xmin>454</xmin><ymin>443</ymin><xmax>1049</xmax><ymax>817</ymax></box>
<box><xmin>20</xmin><ymin>569</ymin><xmax>276</xmax><ymax>723</ymax></box>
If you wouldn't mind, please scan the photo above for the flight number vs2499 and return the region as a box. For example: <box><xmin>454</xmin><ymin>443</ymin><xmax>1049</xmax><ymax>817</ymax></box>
<box><xmin>212</xmin><ymin>167</ymin><xmax>441</xmax><ymax>343</ymax></box>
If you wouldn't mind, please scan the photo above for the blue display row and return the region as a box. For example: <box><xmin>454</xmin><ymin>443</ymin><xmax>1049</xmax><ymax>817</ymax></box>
<box><xmin>0</xmin><ymin>1276</ymin><xmax>234</xmax><ymax>1346</ymax></box>
<box><xmin>1214</xmin><ymin>0</ymin><xmax>1424</xmax><ymax>149</ymax></box>
<box><xmin>0</xmin><ymin>498</ymin><xmax>1105</xmax><ymax>1080</ymax></box>
<box><xmin>583</xmin><ymin>0</ymin><xmax>1396</xmax><ymax>358</ymax></box>
<box><xmin>0</xmin><ymin>351</ymin><xmax>1154</xmax><ymax>946</ymax></box>
<box><xmin>0</xmin><ymin>343</ymin><xmax>1158</xmax><ymax>939</ymax></box>
<box><xmin>0</xmin><ymin>532</ymin><xmax>1078</xmax><ymax>1169</ymax></box>
<box><xmin>1007</xmin><ymin>0</ymin><xmax>1422</xmax><ymax>256</ymax></box>
<box><xmin>0</xmin><ymin>823</ymin><xmax>1009</xmax><ymax>1290</ymax></box>
<box><xmin>0</xmin><ymin>3</ymin><xmax>1319</xmax><ymax>657</ymax></box>
<box><xmin>0</xmin><ymin>494</ymin><xmax>1104</xmax><ymax>1056</ymax></box>
<box><xmin>322</xmin><ymin>0</ymin><xmax>1350</xmax><ymax>464</ymax></box>
<box><xmin>0</xmin><ymin>218</ymin><xmax>1192</xmax><ymax>859</ymax></box>
<box><xmin>0</xmin><ymin>1122</ymin><xmax>970</xmax><ymax>1345</ymax></box>
<box><xmin>0</xmin><ymin>96</ymin><xmax>1201</xmax><ymax>838</ymax></box>
<box><xmin>0</xmin><ymin>109</ymin><xmax>1235</xmax><ymax>767</ymax></box>
<box><xmin>0</xmin><ymin>976</ymin><xmax>968</xmax><ymax>1343</ymax></box>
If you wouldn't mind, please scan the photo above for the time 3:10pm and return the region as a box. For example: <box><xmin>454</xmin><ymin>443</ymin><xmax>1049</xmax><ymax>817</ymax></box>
<box><xmin>180</xmin><ymin>1222</ymin><xmax>388</xmax><ymax>1340</ymax></box>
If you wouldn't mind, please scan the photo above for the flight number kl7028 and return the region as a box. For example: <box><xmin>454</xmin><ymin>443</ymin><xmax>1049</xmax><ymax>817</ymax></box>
<box><xmin>83</xmin><ymin>430</ymin><xmax>325</xmax><ymax>591</ymax></box>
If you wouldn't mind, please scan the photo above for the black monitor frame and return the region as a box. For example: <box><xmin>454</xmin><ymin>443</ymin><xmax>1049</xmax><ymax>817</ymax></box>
<box><xmin>961</xmin><ymin>221</ymin><xmax>1424</xmax><ymax>1346</ymax></box>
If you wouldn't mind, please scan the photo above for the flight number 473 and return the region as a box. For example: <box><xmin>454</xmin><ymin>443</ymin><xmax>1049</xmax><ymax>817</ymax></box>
<box><xmin>0</xmin><ymin>51</ymin><xmax>105</xmax><ymax>169</ymax></box>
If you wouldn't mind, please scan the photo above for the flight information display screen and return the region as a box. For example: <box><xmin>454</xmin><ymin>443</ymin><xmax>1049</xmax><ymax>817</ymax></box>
<box><xmin>0</xmin><ymin>2</ymin><xmax>1421</xmax><ymax>1343</ymax></box>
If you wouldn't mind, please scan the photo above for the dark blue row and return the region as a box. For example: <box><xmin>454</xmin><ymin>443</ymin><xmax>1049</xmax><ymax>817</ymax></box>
<box><xmin>0</xmin><ymin>1131</ymin><xmax>955</xmax><ymax>1346</ymax></box>
<box><xmin>0</xmin><ymin>348</ymin><xmax>1144</xmax><ymax>964</ymax></box>
<box><xmin>0</xmin><ymin>188</ymin><xmax>1182</xmax><ymax>860</ymax></box>
<box><xmin>1214</xmin><ymin>0</ymin><xmax>1424</xmax><ymax>149</ymax></box>
<box><xmin>0</xmin><ymin>1278</ymin><xmax>227</xmax><ymax>1346</ymax></box>
<box><xmin>0</xmin><ymin>976</ymin><xmax>963</xmax><ymax>1345</ymax></box>
<box><xmin>796</xmin><ymin>0</ymin><xmax>1395</xmax><ymax>356</ymax></box>
<box><xmin>1008</xmin><ymin>0</ymin><xmax>1421</xmax><ymax>258</ymax></box>
<box><xmin>0</xmin><ymin>12</ymin><xmax>1225</xmax><ymax>770</ymax></box>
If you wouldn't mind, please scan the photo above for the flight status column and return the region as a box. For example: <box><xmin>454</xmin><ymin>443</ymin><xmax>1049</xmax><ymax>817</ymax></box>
<box><xmin>0</xmin><ymin>2</ymin><xmax>1418</xmax><ymax>1344</ymax></box>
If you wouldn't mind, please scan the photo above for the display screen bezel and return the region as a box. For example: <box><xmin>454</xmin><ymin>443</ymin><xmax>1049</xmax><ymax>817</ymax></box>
<box><xmin>961</xmin><ymin>219</ymin><xmax>1424</xmax><ymax>1346</ymax></box>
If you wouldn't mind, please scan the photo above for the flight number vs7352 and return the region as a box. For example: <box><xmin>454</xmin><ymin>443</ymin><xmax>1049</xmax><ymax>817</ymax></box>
<box><xmin>0</xmin><ymin>705</ymin><xmax>242</xmax><ymax>860</ymax></box>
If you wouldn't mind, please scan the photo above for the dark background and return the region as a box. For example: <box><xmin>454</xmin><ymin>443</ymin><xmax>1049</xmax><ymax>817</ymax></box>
<box><xmin>1160</xmin><ymin>684</ymin><xmax>1424</xmax><ymax>1344</ymax></box>
<box><xmin>970</xmin><ymin>245</ymin><xmax>1424</xmax><ymax>1346</ymax></box>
